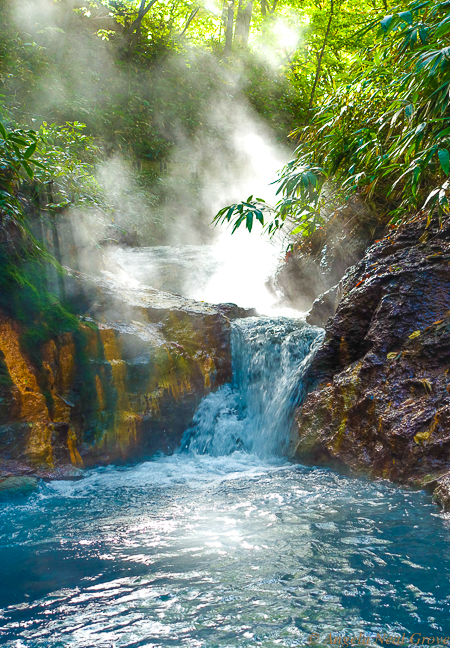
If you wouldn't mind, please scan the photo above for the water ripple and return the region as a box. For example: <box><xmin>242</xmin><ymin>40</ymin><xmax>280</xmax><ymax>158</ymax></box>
<box><xmin>0</xmin><ymin>457</ymin><xmax>449</xmax><ymax>647</ymax></box>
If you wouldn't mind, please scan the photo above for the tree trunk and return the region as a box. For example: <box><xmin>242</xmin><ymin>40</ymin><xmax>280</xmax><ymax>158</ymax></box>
<box><xmin>124</xmin><ymin>0</ymin><xmax>159</xmax><ymax>59</ymax></box>
<box><xmin>308</xmin><ymin>0</ymin><xmax>334</xmax><ymax>112</ymax></box>
<box><xmin>179</xmin><ymin>7</ymin><xmax>200</xmax><ymax>38</ymax></box>
<box><xmin>234</xmin><ymin>0</ymin><xmax>252</xmax><ymax>45</ymax></box>
<box><xmin>223</xmin><ymin>0</ymin><xmax>234</xmax><ymax>56</ymax></box>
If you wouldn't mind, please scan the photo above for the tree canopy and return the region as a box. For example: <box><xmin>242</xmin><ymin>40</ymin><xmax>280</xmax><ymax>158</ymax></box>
<box><xmin>215</xmin><ymin>0</ymin><xmax>450</xmax><ymax>241</ymax></box>
<box><xmin>2</xmin><ymin>0</ymin><xmax>434</xmax><ymax>249</ymax></box>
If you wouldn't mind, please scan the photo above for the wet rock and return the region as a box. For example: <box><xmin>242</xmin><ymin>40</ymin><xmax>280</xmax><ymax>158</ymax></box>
<box><xmin>0</xmin><ymin>475</ymin><xmax>38</xmax><ymax>497</ymax></box>
<box><xmin>0</xmin><ymin>273</ymin><xmax>233</xmax><ymax>475</ymax></box>
<box><xmin>274</xmin><ymin>196</ymin><xmax>386</xmax><ymax>310</ymax></box>
<box><xmin>306</xmin><ymin>284</ymin><xmax>341</xmax><ymax>327</ymax></box>
<box><xmin>217</xmin><ymin>303</ymin><xmax>258</xmax><ymax>319</ymax></box>
<box><xmin>274</xmin><ymin>255</ymin><xmax>330</xmax><ymax>310</ymax></box>
<box><xmin>433</xmin><ymin>473</ymin><xmax>450</xmax><ymax>512</ymax></box>
<box><xmin>292</xmin><ymin>214</ymin><xmax>450</xmax><ymax>485</ymax></box>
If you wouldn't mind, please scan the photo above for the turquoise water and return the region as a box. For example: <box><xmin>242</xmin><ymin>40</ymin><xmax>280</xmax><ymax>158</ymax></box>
<box><xmin>0</xmin><ymin>457</ymin><xmax>449</xmax><ymax>646</ymax></box>
<box><xmin>1</xmin><ymin>318</ymin><xmax>449</xmax><ymax>646</ymax></box>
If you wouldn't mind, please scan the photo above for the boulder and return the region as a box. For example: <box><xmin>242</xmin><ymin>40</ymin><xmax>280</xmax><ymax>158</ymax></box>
<box><xmin>0</xmin><ymin>272</ymin><xmax>234</xmax><ymax>477</ymax></box>
<box><xmin>433</xmin><ymin>473</ymin><xmax>450</xmax><ymax>512</ymax></box>
<box><xmin>306</xmin><ymin>284</ymin><xmax>341</xmax><ymax>327</ymax></box>
<box><xmin>292</xmin><ymin>214</ymin><xmax>450</xmax><ymax>486</ymax></box>
<box><xmin>0</xmin><ymin>475</ymin><xmax>38</xmax><ymax>497</ymax></box>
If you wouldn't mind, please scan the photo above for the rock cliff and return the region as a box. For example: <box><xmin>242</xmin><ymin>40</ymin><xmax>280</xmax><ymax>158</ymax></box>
<box><xmin>292</xmin><ymin>213</ymin><xmax>450</xmax><ymax>505</ymax></box>
<box><xmin>273</xmin><ymin>196</ymin><xmax>386</xmax><ymax>311</ymax></box>
<box><xmin>0</xmin><ymin>271</ymin><xmax>234</xmax><ymax>481</ymax></box>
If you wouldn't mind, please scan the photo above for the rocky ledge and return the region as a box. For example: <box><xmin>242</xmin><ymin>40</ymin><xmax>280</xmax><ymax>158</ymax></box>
<box><xmin>291</xmin><ymin>214</ymin><xmax>450</xmax><ymax>507</ymax></box>
<box><xmin>0</xmin><ymin>271</ymin><xmax>246</xmax><ymax>485</ymax></box>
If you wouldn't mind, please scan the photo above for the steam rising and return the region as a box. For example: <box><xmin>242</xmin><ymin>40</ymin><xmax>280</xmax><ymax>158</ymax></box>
<box><xmin>103</xmin><ymin>104</ymin><xmax>293</xmax><ymax>313</ymax></box>
<box><xmin>10</xmin><ymin>0</ymin><xmax>298</xmax><ymax>313</ymax></box>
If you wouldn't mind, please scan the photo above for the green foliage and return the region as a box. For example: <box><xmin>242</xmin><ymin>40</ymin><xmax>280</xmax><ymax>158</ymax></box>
<box><xmin>34</xmin><ymin>121</ymin><xmax>106</xmax><ymax>211</ymax></box>
<box><xmin>217</xmin><ymin>0</ymin><xmax>450</xmax><ymax>239</ymax></box>
<box><xmin>239</xmin><ymin>55</ymin><xmax>305</xmax><ymax>138</ymax></box>
<box><xmin>0</xmin><ymin>243</ymin><xmax>83</xmax><ymax>413</ymax></box>
<box><xmin>0</xmin><ymin>118</ymin><xmax>100</xmax><ymax>392</ymax></box>
<box><xmin>213</xmin><ymin>162</ymin><xmax>326</xmax><ymax>237</ymax></box>
<box><xmin>0</xmin><ymin>0</ymin><xmax>396</xmax><ymax>169</ymax></box>
<box><xmin>1</xmin><ymin>106</ymin><xmax>160</xmax><ymax>247</ymax></box>
<box><xmin>0</xmin><ymin>123</ymin><xmax>45</xmax><ymax>227</ymax></box>
<box><xmin>2</xmin><ymin>0</ymin><xmax>434</xmax><ymax>249</ymax></box>
<box><xmin>0</xmin><ymin>244</ymin><xmax>79</xmax><ymax>362</ymax></box>
<box><xmin>305</xmin><ymin>0</ymin><xmax>450</xmax><ymax>225</ymax></box>
<box><xmin>215</xmin><ymin>195</ymin><xmax>268</xmax><ymax>234</ymax></box>
<box><xmin>1</xmin><ymin>118</ymin><xmax>108</xmax><ymax>244</ymax></box>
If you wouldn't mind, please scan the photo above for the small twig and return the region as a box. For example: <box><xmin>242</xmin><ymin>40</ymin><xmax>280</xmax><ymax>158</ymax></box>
<box><xmin>55</xmin><ymin>393</ymin><xmax>74</xmax><ymax>408</ymax></box>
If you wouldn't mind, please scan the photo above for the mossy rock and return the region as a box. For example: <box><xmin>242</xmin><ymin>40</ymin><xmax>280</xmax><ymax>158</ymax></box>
<box><xmin>0</xmin><ymin>475</ymin><xmax>38</xmax><ymax>497</ymax></box>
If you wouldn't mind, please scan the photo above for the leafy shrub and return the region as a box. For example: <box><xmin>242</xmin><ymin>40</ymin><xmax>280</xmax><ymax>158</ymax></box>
<box><xmin>216</xmin><ymin>0</ymin><xmax>450</xmax><ymax>239</ymax></box>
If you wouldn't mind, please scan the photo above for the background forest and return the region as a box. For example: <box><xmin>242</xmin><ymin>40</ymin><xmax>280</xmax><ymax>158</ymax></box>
<box><xmin>2</xmin><ymin>0</ymin><xmax>425</xmax><ymax>252</ymax></box>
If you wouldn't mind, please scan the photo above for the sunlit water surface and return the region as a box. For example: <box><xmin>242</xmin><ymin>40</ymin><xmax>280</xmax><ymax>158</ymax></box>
<box><xmin>1</xmin><ymin>457</ymin><xmax>450</xmax><ymax>647</ymax></box>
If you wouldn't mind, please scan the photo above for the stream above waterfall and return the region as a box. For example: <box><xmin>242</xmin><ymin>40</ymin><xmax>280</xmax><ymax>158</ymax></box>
<box><xmin>104</xmin><ymin>231</ymin><xmax>291</xmax><ymax>315</ymax></box>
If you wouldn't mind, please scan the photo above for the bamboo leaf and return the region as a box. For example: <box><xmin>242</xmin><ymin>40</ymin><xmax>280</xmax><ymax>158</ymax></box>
<box><xmin>438</xmin><ymin>148</ymin><xmax>450</xmax><ymax>175</ymax></box>
<box><xmin>381</xmin><ymin>15</ymin><xmax>393</xmax><ymax>32</ymax></box>
<box><xmin>399</xmin><ymin>10</ymin><xmax>413</xmax><ymax>25</ymax></box>
<box><xmin>23</xmin><ymin>142</ymin><xmax>37</xmax><ymax>159</ymax></box>
<box><xmin>21</xmin><ymin>160</ymin><xmax>34</xmax><ymax>179</ymax></box>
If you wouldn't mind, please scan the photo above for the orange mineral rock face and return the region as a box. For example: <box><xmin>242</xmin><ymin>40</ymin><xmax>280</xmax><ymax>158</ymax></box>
<box><xmin>0</xmin><ymin>318</ymin><xmax>85</xmax><ymax>469</ymax></box>
<box><xmin>26</xmin><ymin>421</ymin><xmax>54</xmax><ymax>466</ymax></box>
<box><xmin>0</xmin><ymin>317</ymin><xmax>55</xmax><ymax>465</ymax></box>
<box><xmin>0</xmin><ymin>318</ymin><xmax>49</xmax><ymax>422</ymax></box>
<box><xmin>42</xmin><ymin>334</ymin><xmax>75</xmax><ymax>425</ymax></box>
<box><xmin>0</xmin><ymin>281</ymin><xmax>232</xmax><ymax>472</ymax></box>
<box><xmin>97</xmin><ymin>327</ymin><xmax>140</xmax><ymax>457</ymax></box>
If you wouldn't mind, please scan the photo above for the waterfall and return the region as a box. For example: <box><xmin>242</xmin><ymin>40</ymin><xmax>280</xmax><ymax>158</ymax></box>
<box><xmin>100</xmin><ymin>245</ymin><xmax>325</xmax><ymax>457</ymax></box>
<box><xmin>181</xmin><ymin>316</ymin><xmax>324</xmax><ymax>457</ymax></box>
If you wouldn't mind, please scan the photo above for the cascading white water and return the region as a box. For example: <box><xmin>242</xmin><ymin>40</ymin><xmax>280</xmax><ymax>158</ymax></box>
<box><xmin>98</xmin><ymin>241</ymin><xmax>325</xmax><ymax>458</ymax></box>
<box><xmin>182</xmin><ymin>316</ymin><xmax>324</xmax><ymax>458</ymax></box>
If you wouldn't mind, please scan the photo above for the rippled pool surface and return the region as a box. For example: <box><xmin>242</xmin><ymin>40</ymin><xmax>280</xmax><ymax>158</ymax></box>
<box><xmin>1</xmin><ymin>455</ymin><xmax>449</xmax><ymax>647</ymax></box>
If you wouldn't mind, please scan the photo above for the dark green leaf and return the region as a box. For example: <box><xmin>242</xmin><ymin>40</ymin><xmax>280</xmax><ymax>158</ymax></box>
<box><xmin>21</xmin><ymin>160</ymin><xmax>34</xmax><ymax>179</ymax></box>
<box><xmin>380</xmin><ymin>15</ymin><xmax>393</xmax><ymax>32</ymax></box>
<box><xmin>23</xmin><ymin>142</ymin><xmax>37</xmax><ymax>160</ymax></box>
<box><xmin>30</xmin><ymin>160</ymin><xmax>47</xmax><ymax>170</ymax></box>
<box><xmin>438</xmin><ymin>149</ymin><xmax>450</xmax><ymax>175</ymax></box>
<box><xmin>399</xmin><ymin>10</ymin><xmax>413</xmax><ymax>24</ymax></box>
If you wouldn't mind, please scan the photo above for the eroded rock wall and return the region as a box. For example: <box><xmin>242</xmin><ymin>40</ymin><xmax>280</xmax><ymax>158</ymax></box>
<box><xmin>273</xmin><ymin>196</ymin><xmax>387</xmax><ymax>311</ymax></box>
<box><xmin>292</xmin><ymin>214</ymin><xmax>450</xmax><ymax>492</ymax></box>
<box><xmin>0</xmin><ymin>276</ymin><xmax>233</xmax><ymax>479</ymax></box>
